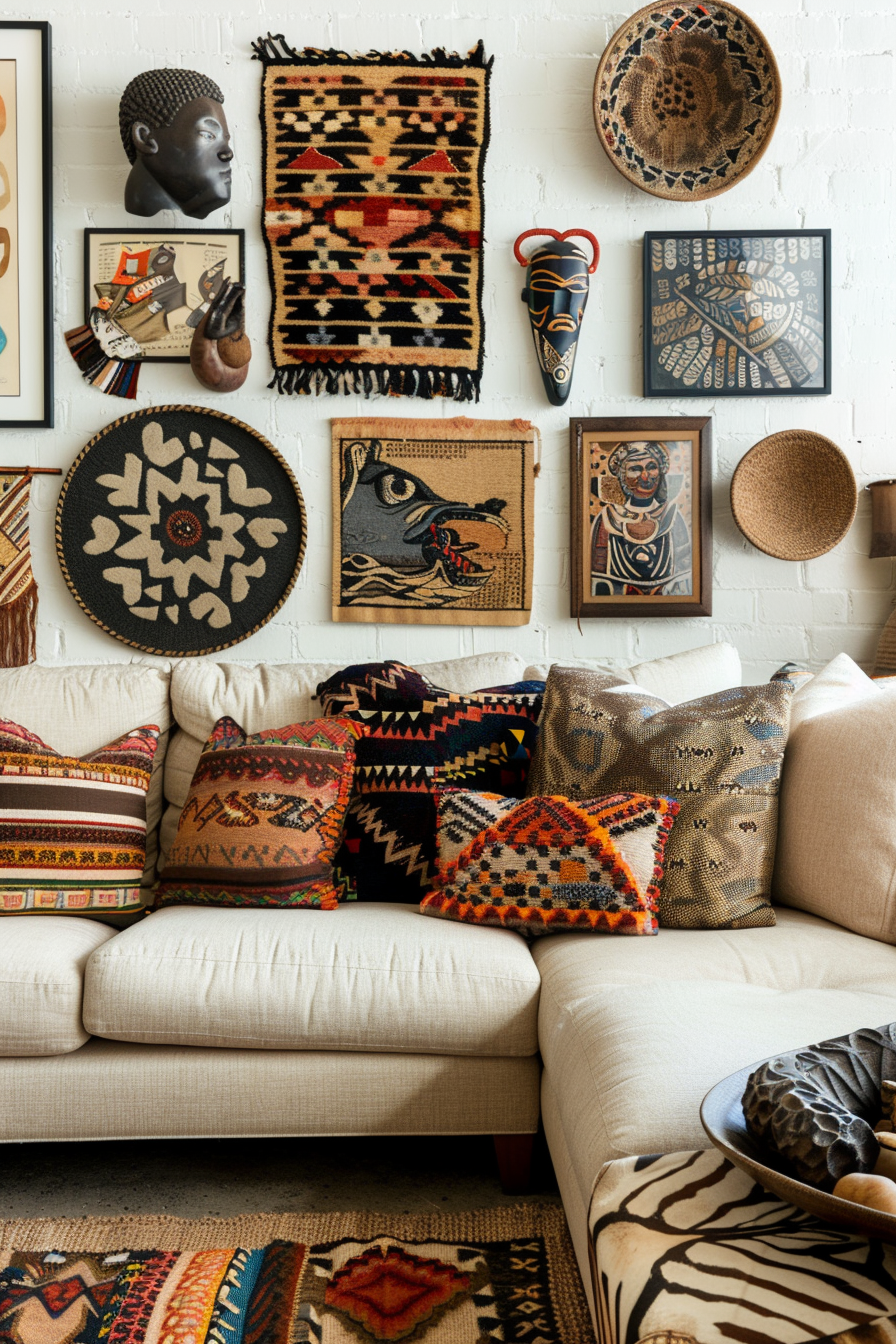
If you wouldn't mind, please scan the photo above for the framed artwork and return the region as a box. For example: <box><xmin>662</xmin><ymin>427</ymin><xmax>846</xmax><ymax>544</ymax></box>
<box><xmin>570</xmin><ymin>417</ymin><xmax>712</xmax><ymax>619</ymax></box>
<box><xmin>83</xmin><ymin>229</ymin><xmax>245</xmax><ymax>363</ymax></box>
<box><xmin>0</xmin><ymin>22</ymin><xmax>53</xmax><ymax>428</ymax></box>
<box><xmin>643</xmin><ymin>230</ymin><xmax>831</xmax><ymax>398</ymax></box>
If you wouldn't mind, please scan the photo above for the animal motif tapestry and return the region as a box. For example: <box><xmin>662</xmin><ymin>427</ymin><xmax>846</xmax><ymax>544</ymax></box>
<box><xmin>55</xmin><ymin>406</ymin><xmax>306</xmax><ymax>657</ymax></box>
<box><xmin>316</xmin><ymin>660</ymin><xmax>543</xmax><ymax>902</ymax></box>
<box><xmin>527</xmin><ymin>668</ymin><xmax>793</xmax><ymax>930</ymax></box>
<box><xmin>253</xmin><ymin>37</ymin><xmax>491</xmax><ymax>401</ymax></box>
<box><xmin>0</xmin><ymin>718</ymin><xmax>159</xmax><ymax>914</ymax></box>
<box><xmin>0</xmin><ymin>472</ymin><xmax>37</xmax><ymax>667</ymax></box>
<box><xmin>591</xmin><ymin>1149</ymin><xmax>896</xmax><ymax>1344</ymax></box>
<box><xmin>422</xmin><ymin>790</ymin><xmax>678</xmax><ymax>936</ymax></box>
<box><xmin>332</xmin><ymin>416</ymin><xmax>536</xmax><ymax>625</ymax></box>
<box><xmin>155</xmin><ymin>715</ymin><xmax>366</xmax><ymax>909</ymax></box>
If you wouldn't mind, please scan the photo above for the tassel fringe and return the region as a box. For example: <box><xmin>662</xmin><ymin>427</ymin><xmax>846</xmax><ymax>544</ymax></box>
<box><xmin>268</xmin><ymin>364</ymin><xmax>481</xmax><ymax>402</ymax></box>
<box><xmin>0</xmin><ymin>582</ymin><xmax>37</xmax><ymax>667</ymax></box>
<box><xmin>252</xmin><ymin>35</ymin><xmax>491</xmax><ymax>70</ymax></box>
<box><xmin>64</xmin><ymin>324</ymin><xmax>141</xmax><ymax>399</ymax></box>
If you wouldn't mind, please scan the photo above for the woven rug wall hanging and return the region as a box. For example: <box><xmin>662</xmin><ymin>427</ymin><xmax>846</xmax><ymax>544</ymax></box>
<box><xmin>0</xmin><ymin>472</ymin><xmax>38</xmax><ymax>667</ymax></box>
<box><xmin>252</xmin><ymin>36</ymin><xmax>492</xmax><ymax>402</ymax></box>
<box><xmin>55</xmin><ymin>406</ymin><xmax>306</xmax><ymax>657</ymax></box>
<box><xmin>332</xmin><ymin>416</ymin><xmax>536</xmax><ymax>625</ymax></box>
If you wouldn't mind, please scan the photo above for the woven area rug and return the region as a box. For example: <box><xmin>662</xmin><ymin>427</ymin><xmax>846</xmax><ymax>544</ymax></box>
<box><xmin>253</xmin><ymin>37</ymin><xmax>491</xmax><ymax>402</ymax></box>
<box><xmin>0</xmin><ymin>1204</ymin><xmax>593</xmax><ymax>1343</ymax></box>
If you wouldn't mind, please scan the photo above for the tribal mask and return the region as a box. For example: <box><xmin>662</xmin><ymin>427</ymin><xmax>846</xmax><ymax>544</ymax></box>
<box><xmin>514</xmin><ymin>229</ymin><xmax>599</xmax><ymax>405</ymax></box>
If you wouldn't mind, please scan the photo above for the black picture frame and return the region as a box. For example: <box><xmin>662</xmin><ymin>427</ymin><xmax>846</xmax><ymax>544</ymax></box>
<box><xmin>0</xmin><ymin>21</ymin><xmax>53</xmax><ymax>428</ymax></box>
<box><xmin>82</xmin><ymin>228</ymin><xmax>246</xmax><ymax>364</ymax></box>
<box><xmin>643</xmin><ymin>230</ymin><xmax>832</xmax><ymax>399</ymax></box>
<box><xmin>570</xmin><ymin>416</ymin><xmax>712</xmax><ymax>619</ymax></box>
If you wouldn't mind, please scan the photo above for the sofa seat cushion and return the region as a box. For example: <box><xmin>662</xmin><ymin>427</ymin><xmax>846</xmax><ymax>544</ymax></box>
<box><xmin>0</xmin><ymin>915</ymin><xmax>117</xmax><ymax>1056</ymax></box>
<box><xmin>534</xmin><ymin>911</ymin><xmax>896</xmax><ymax>1218</ymax></box>
<box><xmin>83</xmin><ymin>903</ymin><xmax>541</xmax><ymax>1055</ymax></box>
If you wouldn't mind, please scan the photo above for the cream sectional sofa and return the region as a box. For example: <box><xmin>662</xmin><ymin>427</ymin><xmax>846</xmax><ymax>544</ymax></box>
<box><xmin>2</xmin><ymin>644</ymin><xmax>891</xmax><ymax>1325</ymax></box>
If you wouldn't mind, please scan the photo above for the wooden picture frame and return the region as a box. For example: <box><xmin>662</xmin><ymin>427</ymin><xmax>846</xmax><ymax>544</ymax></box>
<box><xmin>0</xmin><ymin>22</ymin><xmax>53</xmax><ymax>428</ymax></box>
<box><xmin>570</xmin><ymin>416</ymin><xmax>712</xmax><ymax>619</ymax></box>
<box><xmin>83</xmin><ymin>228</ymin><xmax>245</xmax><ymax>363</ymax></box>
<box><xmin>643</xmin><ymin>229</ymin><xmax>832</xmax><ymax>398</ymax></box>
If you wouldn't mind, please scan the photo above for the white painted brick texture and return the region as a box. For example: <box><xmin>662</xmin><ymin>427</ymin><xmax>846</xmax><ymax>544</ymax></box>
<box><xmin>2</xmin><ymin>0</ymin><xmax>894</xmax><ymax>684</ymax></box>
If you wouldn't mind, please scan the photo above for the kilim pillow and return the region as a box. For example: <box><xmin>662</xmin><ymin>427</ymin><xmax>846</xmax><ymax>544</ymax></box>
<box><xmin>526</xmin><ymin>667</ymin><xmax>793</xmax><ymax>930</ymax></box>
<box><xmin>0</xmin><ymin>718</ymin><xmax>159</xmax><ymax>914</ymax></box>
<box><xmin>155</xmin><ymin>715</ymin><xmax>366</xmax><ymax>909</ymax></box>
<box><xmin>316</xmin><ymin>662</ymin><xmax>543</xmax><ymax>902</ymax></box>
<box><xmin>421</xmin><ymin>790</ymin><xmax>679</xmax><ymax>935</ymax></box>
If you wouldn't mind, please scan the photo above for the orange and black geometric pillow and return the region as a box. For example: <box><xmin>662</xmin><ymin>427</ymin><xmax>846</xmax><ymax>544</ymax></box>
<box><xmin>155</xmin><ymin>715</ymin><xmax>366</xmax><ymax>908</ymax></box>
<box><xmin>421</xmin><ymin>790</ymin><xmax>679</xmax><ymax>935</ymax></box>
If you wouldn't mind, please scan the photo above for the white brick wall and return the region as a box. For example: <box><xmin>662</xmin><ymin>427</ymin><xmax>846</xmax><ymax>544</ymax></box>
<box><xmin>4</xmin><ymin>0</ymin><xmax>895</xmax><ymax>684</ymax></box>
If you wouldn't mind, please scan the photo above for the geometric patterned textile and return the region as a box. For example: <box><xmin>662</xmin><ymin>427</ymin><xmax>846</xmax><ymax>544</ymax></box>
<box><xmin>0</xmin><ymin>1204</ymin><xmax>594</xmax><ymax>1343</ymax></box>
<box><xmin>155</xmin><ymin>716</ymin><xmax>367</xmax><ymax>909</ymax></box>
<box><xmin>252</xmin><ymin>38</ymin><xmax>491</xmax><ymax>402</ymax></box>
<box><xmin>527</xmin><ymin>668</ymin><xmax>793</xmax><ymax>930</ymax></box>
<box><xmin>0</xmin><ymin>473</ymin><xmax>37</xmax><ymax>667</ymax></box>
<box><xmin>0</xmin><ymin>719</ymin><xmax>159</xmax><ymax>914</ymax></box>
<box><xmin>590</xmin><ymin>1149</ymin><xmax>896</xmax><ymax>1344</ymax></box>
<box><xmin>422</xmin><ymin>790</ymin><xmax>678</xmax><ymax>936</ymax></box>
<box><xmin>331</xmin><ymin>417</ymin><xmax>535</xmax><ymax>626</ymax></box>
<box><xmin>316</xmin><ymin>661</ymin><xmax>543</xmax><ymax>901</ymax></box>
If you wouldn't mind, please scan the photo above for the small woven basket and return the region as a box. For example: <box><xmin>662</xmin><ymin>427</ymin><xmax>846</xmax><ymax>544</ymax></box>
<box><xmin>730</xmin><ymin>431</ymin><xmax>857</xmax><ymax>561</ymax></box>
<box><xmin>594</xmin><ymin>1</ymin><xmax>781</xmax><ymax>202</ymax></box>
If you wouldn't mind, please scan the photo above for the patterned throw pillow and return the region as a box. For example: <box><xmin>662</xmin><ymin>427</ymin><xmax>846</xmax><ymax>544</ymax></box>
<box><xmin>527</xmin><ymin>667</ymin><xmax>793</xmax><ymax>929</ymax></box>
<box><xmin>0</xmin><ymin>719</ymin><xmax>159</xmax><ymax>914</ymax></box>
<box><xmin>155</xmin><ymin>716</ymin><xmax>366</xmax><ymax>909</ymax></box>
<box><xmin>316</xmin><ymin>661</ymin><xmax>544</xmax><ymax>902</ymax></box>
<box><xmin>421</xmin><ymin>790</ymin><xmax>679</xmax><ymax>935</ymax></box>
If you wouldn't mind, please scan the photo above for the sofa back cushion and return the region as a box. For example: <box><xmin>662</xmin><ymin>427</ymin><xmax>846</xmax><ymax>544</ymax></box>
<box><xmin>524</xmin><ymin>641</ymin><xmax>742</xmax><ymax>706</ymax></box>
<box><xmin>774</xmin><ymin>691</ymin><xmax>896</xmax><ymax>941</ymax></box>
<box><xmin>527</xmin><ymin>667</ymin><xmax>792</xmax><ymax>929</ymax></box>
<box><xmin>162</xmin><ymin>653</ymin><xmax>526</xmax><ymax>873</ymax></box>
<box><xmin>0</xmin><ymin>663</ymin><xmax>171</xmax><ymax>902</ymax></box>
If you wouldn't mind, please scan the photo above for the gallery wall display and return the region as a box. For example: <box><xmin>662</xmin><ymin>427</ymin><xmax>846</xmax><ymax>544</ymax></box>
<box><xmin>56</xmin><ymin>406</ymin><xmax>306</xmax><ymax>657</ymax></box>
<box><xmin>594</xmin><ymin>2</ymin><xmax>781</xmax><ymax>202</ymax></box>
<box><xmin>513</xmin><ymin>228</ymin><xmax>599</xmax><ymax>407</ymax></box>
<box><xmin>253</xmin><ymin>36</ymin><xmax>491</xmax><ymax>402</ymax></box>
<box><xmin>643</xmin><ymin>231</ymin><xmax>831</xmax><ymax>398</ymax></box>
<box><xmin>0</xmin><ymin>22</ymin><xmax>52</xmax><ymax>428</ymax></box>
<box><xmin>331</xmin><ymin>416</ymin><xmax>536</xmax><ymax>626</ymax></box>
<box><xmin>119</xmin><ymin>68</ymin><xmax>233</xmax><ymax>219</ymax></box>
<box><xmin>570</xmin><ymin>416</ymin><xmax>712</xmax><ymax>619</ymax></box>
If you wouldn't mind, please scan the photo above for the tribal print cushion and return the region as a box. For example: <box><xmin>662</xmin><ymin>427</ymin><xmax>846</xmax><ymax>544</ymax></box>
<box><xmin>155</xmin><ymin>716</ymin><xmax>365</xmax><ymax>909</ymax></box>
<box><xmin>317</xmin><ymin>662</ymin><xmax>543</xmax><ymax>902</ymax></box>
<box><xmin>528</xmin><ymin>667</ymin><xmax>792</xmax><ymax>930</ymax></box>
<box><xmin>0</xmin><ymin>718</ymin><xmax>159</xmax><ymax>913</ymax></box>
<box><xmin>421</xmin><ymin>791</ymin><xmax>677</xmax><ymax>935</ymax></box>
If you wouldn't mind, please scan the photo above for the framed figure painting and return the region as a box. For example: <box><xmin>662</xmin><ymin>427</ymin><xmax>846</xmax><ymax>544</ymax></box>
<box><xmin>83</xmin><ymin>229</ymin><xmax>244</xmax><ymax>363</ymax></box>
<box><xmin>0</xmin><ymin>22</ymin><xmax>52</xmax><ymax>428</ymax></box>
<box><xmin>644</xmin><ymin>230</ymin><xmax>831</xmax><ymax>398</ymax></box>
<box><xmin>570</xmin><ymin>417</ymin><xmax>712</xmax><ymax>619</ymax></box>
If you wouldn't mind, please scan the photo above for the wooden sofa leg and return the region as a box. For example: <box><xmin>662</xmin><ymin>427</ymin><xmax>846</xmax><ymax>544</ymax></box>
<box><xmin>494</xmin><ymin>1133</ymin><xmax>535</xmax><ymax>1194</ymax></box>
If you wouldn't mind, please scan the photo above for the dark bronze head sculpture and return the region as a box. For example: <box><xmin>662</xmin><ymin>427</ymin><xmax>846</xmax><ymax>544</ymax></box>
<box><xmin>513</xmin><ymin>229</ymin><xmax>599</xmax><ymax>405</ymax></box>
<box><xmin>119</xmin><ymin>69</ymin><xmax>232</xmax><ymax>219</ymax></box>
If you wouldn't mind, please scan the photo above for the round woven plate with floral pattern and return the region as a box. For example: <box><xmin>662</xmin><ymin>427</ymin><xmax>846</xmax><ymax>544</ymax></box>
<box><xmin>56</xmin><ymin>405</ymin><xmax>306</xmax><ymax>656</ymax></box>
<box><xmin>594</xmin><ymin>2</ymin><xmax>781</xmax><ymax>201</ymax></box>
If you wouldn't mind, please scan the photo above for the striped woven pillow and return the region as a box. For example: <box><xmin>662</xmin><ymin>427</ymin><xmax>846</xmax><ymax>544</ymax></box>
<box><xmin>0</xmin><ymin>718</ymin><xmax>160</xmax><ymax>914</ymax></box>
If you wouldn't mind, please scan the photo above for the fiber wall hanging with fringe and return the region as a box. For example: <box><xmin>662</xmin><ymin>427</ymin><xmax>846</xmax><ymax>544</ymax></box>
<box><xmin>332</xmin><ymin>416</ymin><xmax>536</xmax><ymax>625</ymax></box>
<box><xmin>253</xmin><ymin>36</ymin><xmax>492</xmax><ymax>402</ymax></box>
<box><xmin>0</xmin><ymin>468</ymin><xmax>60</xmax><ymax>667</ymax></box>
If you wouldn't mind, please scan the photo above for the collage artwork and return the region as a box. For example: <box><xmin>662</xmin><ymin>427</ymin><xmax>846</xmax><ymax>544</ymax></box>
<box><xmin>0</xmin><ymin>58</ymin><xmax>19</xmax><ymax>397</ymax></box>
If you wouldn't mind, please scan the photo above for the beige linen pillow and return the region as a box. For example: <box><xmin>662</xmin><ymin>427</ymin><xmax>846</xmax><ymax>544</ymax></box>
<box><xmin>527</xmin><ymin>666</ymin><xmax>792</xmax><ymax>929</ymax></box>
<box><xmin>774</xmin><ymin>691</ymin><xmax>896</xmax><ymax>940</ymax></box>
<box><xmin>789</xmin><ymin>653</ymin><xmax>881</xmax><ymax>734</ymax></box>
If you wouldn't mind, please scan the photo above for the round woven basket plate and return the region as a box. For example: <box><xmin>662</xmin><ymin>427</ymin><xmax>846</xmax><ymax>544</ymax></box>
<box><xmin>731</xmin><ymin>430</ymin><xmax>857</xmax><ymax>561</ymax></box>
<box><xmin>594</xmin><ymin>2</ymin><xmax>781</xmax><ymax>202</ymax></box>
<box><xmin>56</xmin><ymin>405</ymin><xmax>307</xmax><ymax>657</ymax></box>
<box><xmin>702</xmin><ymin>1065</ymin><xmax>896</xmax><ymax>1245</ymax></box>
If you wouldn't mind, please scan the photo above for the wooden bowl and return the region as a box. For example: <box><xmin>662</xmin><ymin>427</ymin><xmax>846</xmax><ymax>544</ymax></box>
<box><xmin>594</xmin><ymin>2</ymin><xmax>781</xmax><ymax>202</ymax></box>
<box><xmin>701</xmin><ymin>1065</ymin><xmax>896</xmax><ymax>1244</ymax></box>
<box><xmin>730</xmin><ymin>430</ymin><xmax>857</xmax><ymax>561</ymax></box>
